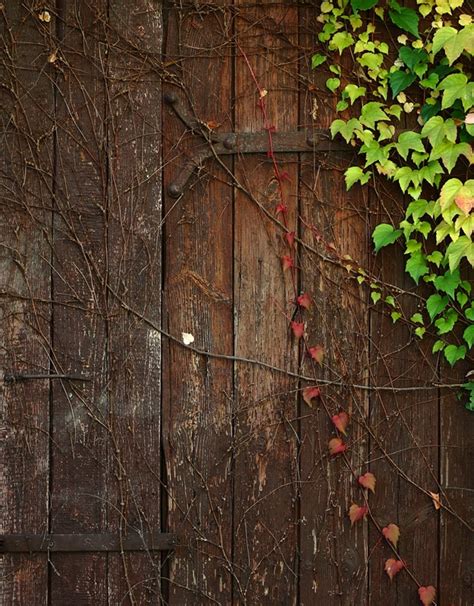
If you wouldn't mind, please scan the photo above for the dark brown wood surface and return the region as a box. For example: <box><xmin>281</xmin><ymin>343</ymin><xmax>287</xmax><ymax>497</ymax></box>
<box><xmin>50</xmin><ymin>1</ymin><xmax>109</xmax><ymax>602</ymax></box>
<box><xmin>1</xmin><ymin>2</ymin><xmax>472</xmax><ymax>605</ymax></box>
<box><xmin>0</xmin><ymin>3</ymin><xmax>54</xmax><ymax>604</ymax></box>
<box><xmin>106</xmin><ymin>1</ymin><xmax>163</xmax><ymax>603</ymax></box>
<box><xmin>233</xmin><ymin>3</ymin><xmax>300</xmax><ymax>603</ymax></box>
<box><xmin>162</xmin><ymin>3</ymin><xmax>234</xmax><ymax>603</ymax></box>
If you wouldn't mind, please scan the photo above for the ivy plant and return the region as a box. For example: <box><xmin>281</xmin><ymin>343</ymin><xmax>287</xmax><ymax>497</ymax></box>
<box><xmin>314</xmin><ymin>0</ymin><xmax>473</xmax><ymax>409</ymax></box>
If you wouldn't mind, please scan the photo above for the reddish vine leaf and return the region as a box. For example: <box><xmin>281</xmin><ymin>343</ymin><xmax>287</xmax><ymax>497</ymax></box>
<box><xmin>331</xmin><ymin>411</ymin><xmax>349</xmax><ymax>435</ymax></box>
<box><xmin>358</xmin><ymin>472</ymin><xmax>376</xmax><ymax>493</ymax></box>
<box><xmin>303</xmin><ymin>386</ymin><xmax>321</xmax><ymax>406</ymax></box>
<box><xmin>297</xmin><ymin>292</ymin><xmax>312</xmax><ymax>309</ymax></box>
<box><xmin>282</xmin><ymin>255</ymin><xmax>294</xmax><ymax>271</ymax></box>
<box><xmin>382</xmin><ymin>523</ymin><xmax>400</xmax><ymax>548</ymax></box>
<box><xmin>278</xmin><ymin>170</ymin><xmax>291</xmax><ymax>182</ymax></box>
<box><xmin>418</xmin><ymin>585</ymin><xmax>436</xmax><ymax>605</ymax></box>
<box><xmin>385</xmin><ymin>558</ymin><xmax>404</xmax><ymax>581</ymax></box>
<box><xmin>348</xmin><ymin>503</ymin><xmax>368</xmax><ymax>526</ymax></box>
<box><xmin>328</xmin><ymin>437</ymin><xmax>347</xmax><ymax>456</ymax></box>
<box><xmin>291</xmin><ymin>321</ymin><xmax>305</xmax><ymax>340</ymax></box>
<box><xmin>276</xmin><ymin>203</ymin><xmax>288</xmax><ymax>214</ymax></box>
<box><xmin>308</xmin><ymin>345</ymin><xmax>324</xmax><ymax>364</ymax></box>
<box><xmin>285</xmin><ymin>231</ymin><xmax>295</xmax><ymax>248</ymax></box>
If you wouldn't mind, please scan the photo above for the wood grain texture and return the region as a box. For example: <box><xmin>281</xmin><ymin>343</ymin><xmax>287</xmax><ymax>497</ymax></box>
<box><xmin>233</xmin><ymin>4</ymin><xmax>300</xmax><ymax>603</ymax></box>
<box><xmin>162</xmin><ymin>3</ymin><xmax>234</xmax><ymax>603</ymax></box>
<box><xmin>106</xmin><ymin>2</ymin><xmax>163</xmax><ymax>604</ymax></box>
<box><xmin>0</xmin><ymin>3</ymin><xmax>54</xmax><ymax>604</ymax></box>
<box><xmin>439</xmin><ymin>359</ymin><xmax>474</xmax><ymax>606</ymax></box>
<box><xmin>298</xmin><ymin>16</ymin><xmax>370</xmax><ymax>598</ymax></box>
<box><xmin>50</xmin><ymin>1</ymin><xmax>108</xmax><ymax>602</ymax></box>
<box><xmin>368</xmin><ymin>176</ymin><xmax>439</xmax><ymax>606</ymax></box>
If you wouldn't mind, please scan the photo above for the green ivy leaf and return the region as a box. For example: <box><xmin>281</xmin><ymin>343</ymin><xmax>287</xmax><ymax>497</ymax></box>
<box><xmin>434</xmin><ymin>269</ymin><xmax>460</xmax><ymax>299</ymax></box>
<box><xmin>343</xmin><ymin>84</ymin><xmax>366</xmax><ymax>104</ymax></box>
<box><xmin>443</xmin><ymin>26</ymin><xmax>474</xmax><ymax>65</ymax></box>
<box><xmin>462</xmin><ymin>382</ymin><xmax>474</xmax><ymax>412</ymax></box>
<box><xmin>406</xmin><ymin>251</ymin><xmax>429</xmax><ymax>284</ymax></box>
<box><xmin>431</xmin><ymin>141</ymin><xmax>472</xmax><ymax>172</ymax></box>
<box><xmin>464</xmin><ymin>325</ymin><xmax>474</xmax><ymax>349</ymax></box>
<box><xmin>435</xmin><ymin>308</ymin><xmax>458</xmax><ymax>334</ymax></box>
<box><xmin>372</xmin><ymin>223</ymin><xmax>402</xmax><ymax>252</ymax></box>
<box><xmin>444</xmin><ymin>344</ymin><xmax>466</xmax><ymax>366</ymax></box>
<box><xmin>432</xmin><ymin>339</ymin><xmax>445</xmax><ymax>353</ymax></box>
<box><xmin>432</xmin><ymin>27</ymin><xmax>457</xmax><ymax>56</ymax></box>
<box><xmin>438</xmin><ymin>73</ymin><xmax>468</xmax><ymax>110</ymax></box>
<box><xmin>388</xmin><ymin>70</ymin><xmax>416</xmax><ymax>97</ymax></box>
<box><xmin>391</xmin><ymin>311</ymin><xmax>402</xmax><ymax>322</ymax></box>
<box><xmin>389</xmin><ymin>0</ymin><xmax>419</xmax><ymax>38</ymax></box>
<box><xmin>330</xmin><ymin>118</ymin><xmax>361</xmax><ymax>143</ymax></box>
<box><xmin>399</xmin><ymin>46</ymin><xmax>428</xmax><ymax>71</ymax></box>
<box><xmin>420</xmin><ymin>100</ymin><xmax>441</xmax><ymax>123</ymax></box>
<box><xmin>411</xmin><ymin>312</ymin><xmax>424</xmax><ymax>324</ymax></box>
<box><xmin>396</xmin><ymin>131</ymin><xmax>425</xmax><ymax>160</ymax></box>
<box><xmin>345</xmin><ymin>166</ymin><xmax>371</xmax><ymax>189</ymax></box>
<box><xmin>426</xmin><ymin>293</ymin><xmax>449</xmax><ymax>320</ymax></box>
<box><xmin>466</xmin><ymin>304</ymin><xmax>474</xmax><ymax>321</ymax></box>
<box><xmin>360</xmin><ymin>102</ymin><xmax>389</xmax><ymax>128</ymax></box>
<box><xmin>415</xmin><ymin>326</ymin><xmax>426</xmax><ymax>338</ymax></box>
<box><xmin>311</xmin><ymin>53</ymin><xmax>327</xmax><ymax>69</ymax></box>
<box><xmin>446</xmin><ymin>236</ymin><xmax>474</xmax><ymax>271</ymax></box>
<box><xmin>394</xmin><ymin>166</ymin><xmax>414</xmax><ymax>192</ymax></box>
<box><xmin>351</xmin><ymin>0</ymin><xmax>378</xmax><ymax>10</ymax></box>
<box><xmin>329</xmin><ymin>31</ymin><xmax>355</xmax><ymax>54</ymax></box>
<box><xmin>371</xmin><ymin>291</ymin><xmax>381</xmax><ymax>303</ymax></box>
<box><xmin>326</xmin><ymin>77</ymin><xmax>341</xmax><ymax>92</ymax></box>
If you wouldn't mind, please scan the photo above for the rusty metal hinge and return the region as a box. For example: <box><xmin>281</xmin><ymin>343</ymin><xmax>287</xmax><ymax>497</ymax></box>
<box><xmin>0</xmin><ymin>532</ymin><xmax>177</xmax><ymax>553</ymax></box>
<box><xmin>164</xmin><ymin>92</ymin><xmax>347</xmax><ymax>197</ymax></box>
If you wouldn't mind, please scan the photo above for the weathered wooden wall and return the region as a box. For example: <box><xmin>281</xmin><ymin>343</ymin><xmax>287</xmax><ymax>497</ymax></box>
<box><xmin>1</xmin><ymin>2</ymin><xmax>472</xmax><ymax>605</ymax></box>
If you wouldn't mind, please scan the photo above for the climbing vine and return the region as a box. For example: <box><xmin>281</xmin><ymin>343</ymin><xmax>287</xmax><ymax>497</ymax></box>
<box><xmin>313</xmin><ymin>0</ymin><xmax>473</xmax><ymax>409</ymax></box>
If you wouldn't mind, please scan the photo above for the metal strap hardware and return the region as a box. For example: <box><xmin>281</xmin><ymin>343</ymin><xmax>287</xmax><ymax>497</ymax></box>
<box><xmin>0</xmin><ymin>532</ymin><xmax>177</xmax><ymax>553</ymax></box>
<box><xmin>164</xmin><ymin>92</ymin><xmax>348</xmax><ymax>197</ymax></box>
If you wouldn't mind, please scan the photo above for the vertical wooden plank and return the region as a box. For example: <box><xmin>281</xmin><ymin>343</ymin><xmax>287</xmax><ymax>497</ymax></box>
<box><xmin>368</xmin><ymin>177</ymin><xmax>439</xmax><ymax>605</ymax></box>
<box><xmin>50</xmin><ymin>1</ymin><xmax>108</xmax><ymax>603</ymax></box>
<box><xmin>106</xmin><ymin>2</ymin><xmax>163</xmax><ymax>603</ymax></box>
<box><xmin>233</xmin><ymin>5</ymin><xmax>300</xmax><ymax>603</ymax></box>
<box><xmin>298</xmin><ymin>9</ymin><xmax>369</xmax><ymax>601</ymax></box>
<box><xmin>440</xmin><ymin>362</ymin><xmax>474</xmax><ymax>605</ymax></box>
<box><xmin>162</xmin><ymin>3</ymin><xmax>234</xmax><ymax>603</ymax></box>
<box><xmin>0</xmin><ymin>3</ymin><xmax>53</xmax><ymax>604</ymax></box>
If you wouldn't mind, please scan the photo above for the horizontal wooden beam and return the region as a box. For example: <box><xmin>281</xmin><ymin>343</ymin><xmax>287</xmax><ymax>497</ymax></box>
<box><xmin>0</xmin><ymin>533</ymin><xmax>177</xmax><ymax>553</ymax></box>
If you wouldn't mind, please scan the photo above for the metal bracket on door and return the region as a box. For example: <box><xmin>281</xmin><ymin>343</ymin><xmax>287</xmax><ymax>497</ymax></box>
<box><xmin>0</xmin><ymin>532</ymin><xmax>178</xmax><ymax>553</ymax></box>
<box><xmin>164</xmin><ymin>92</ymin><xmax>348</xmax><ymax>198</ymax></box>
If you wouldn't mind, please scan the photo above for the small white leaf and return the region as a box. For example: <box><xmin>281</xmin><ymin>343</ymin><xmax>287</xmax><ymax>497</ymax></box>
<box><xmin>182</xmin><ymin>332</ymin><xmax>195</xmax><ymax>345</ymax></box>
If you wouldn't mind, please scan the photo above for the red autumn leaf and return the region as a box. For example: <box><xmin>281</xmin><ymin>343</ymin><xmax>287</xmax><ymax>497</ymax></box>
<box><xmin>308</xmin><ymin>345</ymin><xmax>324</xmax><ymax>364</ymax></box>
<box><xmin>455</xmin><ymin>191</ymin><xmax>474</xmax><ymax>214</ymax></box>
<box><xmin>384</xmin><ymin>558</ymin><xmax>404</xmax><ymax>581</ymax></box>
<box><xmin>418</xmin><ymin>585</ymin><xmax>436</xmax><ymax>606</ymax></box>
<box><xmin>276</xmin><ymin>203</ymin><xmax>287</xmax><ymax>214</ymax></box>
<box><xmin>358</xmin><ymin>472</ymin><xmax>376</xmax><ymax>493</ymax></box>
<box><xmin>331</xmin><ymin>411</ymin><xmax>349</xmax><ymax>435</ymax></box>
<box><xmin>297</xmin><ymin>292</ymin><xmax>311</xmax><ymax>309</ymax></box>
<box><xmin>285</xmin><ymin>231</ymin><xmax>295</xmax><ymax>248</ymax></box>
<box><xmin>282</xmin><ymin>255</ymin><xmax>294</xmax><ymax>271</ymax></box>
<box><xmin>348</xmin><ymin>503</ymin><xmax>368</xmax><ymax>526</ymax></box>
<box><xmin>382</xmin><ymin>523</ymin><xmax>400</xmax><ymax>548</ymax></box>
<box><xmin>291</xmin><ymin>321</ymin><xmax>304</xmax><ymax>340</ymax></box>
<box><xmin>265</xmin><ymin>123</ymin><xmax>276</xmax><ymax>132</ymax></box>
<box><xmin>302</xmin><ymin>386</ymin><xmax>321</xmax><ymax>406</ymax></box>
<box><xmin>328</xmin><ymin>437</ymin><xmax>347</xmax><ymax>456</ymax></box>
